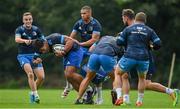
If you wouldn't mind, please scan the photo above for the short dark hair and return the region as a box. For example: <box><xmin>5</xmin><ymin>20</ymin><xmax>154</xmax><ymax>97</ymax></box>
<box><xmin>122</xmin><ymin>9</ymin><xmax>135</xmax><ymax>19</ymax></box>
<box><xmin>135</xmin><ymin>12</ymin><xmax>147</xmax><ymax>23</ymax></box>
<box><xmin>32</xmin><ymin>39</ymin><xmax>44</xmax><ymax>51</ymax></box>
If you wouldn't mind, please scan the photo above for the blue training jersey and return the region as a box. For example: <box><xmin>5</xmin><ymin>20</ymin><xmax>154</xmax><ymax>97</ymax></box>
<box><xmin>46</xmin><ymin>33</ymin><xmax>79</xmax><ymax>52</ymax></box>
<box><xmin>117</xmin><ymin>23</ymin><xmax>161</xmax><ymax>61</ymax></box>
<box><xmin>72</xmin><ymin>17</ymin><xmax>102</xmax><ymax>44</ymax></box>
<box><xmin>93</xmin><ymin>36</ymin><xmax>124</xmax><ymax>57</ymax></box>
<box><xmin>15</xmin><ymin>25</ymin><xmax>45</xmax><ymax>54</ymax></box>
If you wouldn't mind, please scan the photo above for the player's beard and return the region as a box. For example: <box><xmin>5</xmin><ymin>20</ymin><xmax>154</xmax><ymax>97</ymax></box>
<box><xmin>124</xmin><ymin>21</ymin><xmax>129</xmax><ymax>26</ymax></box>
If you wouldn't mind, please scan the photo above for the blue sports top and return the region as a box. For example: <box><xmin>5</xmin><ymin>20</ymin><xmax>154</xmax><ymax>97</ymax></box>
<box><xmin>93</xmin><ymin>36</ymin><xmax>124</xmax><ymax>57</ymax></box>
<box><xmin>15</xmin><ymin>25</ymin><xmax>45</xmax><ymax>54</ymax></box>
<box><xmin>72</xmin><ymin>17</ymin><xmax>102</xmax><ymax>43</ymax></box>
<box><xmin>46</xmin><ymin>33</ymin><xmax>79</xmax><ymax>52</ymax></box>
<box><xmin>117</xmin><ymin>23</ymin><xmax>161</xmax><ymax>61</ymax></box>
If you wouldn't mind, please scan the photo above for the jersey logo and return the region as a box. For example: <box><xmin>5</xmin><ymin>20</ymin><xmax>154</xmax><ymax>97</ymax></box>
<box><xmin>22</xmin><ymin>32</ymin><xmax>26</xmax><ymax>36</ymax></box>
<box><xmin>88</xmin><ymin>26</ymin><xmax>93</xmax><ymax>31</ymax></box>
<box><xmin>137</xmin><ymin>26</ymin><xmax>143</xmax><ymax>30</ymax></box>
<box><xmin>79</xmin><ymin>26</ymin><xmax>82</xmax><ymax>30</ymax></box>
<box><xmin>32</xmin><ymin>31</ymin><xmax>37</xmax><ymax>36</ymax></box>
<box><xmin>67</xmin><ymin>61</ymin><xmax>70</xmax><ymax>64</ymax></box>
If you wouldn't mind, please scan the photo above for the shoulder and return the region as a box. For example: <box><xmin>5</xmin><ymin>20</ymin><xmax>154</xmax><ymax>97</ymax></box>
<box><xmin>75</xmin><ymin>19</ymin><xmax>83</xmax><ymax>25</ymax></box>
<box><xmin>102</xmin><ymin>35</ymin><xmax>113</xmax><ymax>39</ymax></box>
<box><xmin>91</xmin><ymin>18</ymin><xmax>101</xmax><ymax>26</ymax></box>
<box><xmin>124</xmin><ymin>23</ymin><xmax>139</xmax><ymax>32</ymax></box>
<box><xmin>32</xmin><ymin>25</ymin><xmax>40</xmax><ymax>30</ymax></box>
<box><xmin>16</xmin><ymin>25</ymin><xmax>24</xmax><ymax>30</ymax></box>
<box><xmin>99</xmin><ymin>36</ymin><xmax>113</xmax><ymax>43</ymax></box>
<box><xmin>128</xmin><ymin>23</ymin><xmax>137</xmax><ymax>28</ymax></box>
<box><xmin>73</xmin><ymin>19</ymin><xmax>83</xmax><ymax>29</ymax></box>
<box><xmin>47</xmin><ymin>33</ymin><xmax>61</xmax><ymax>39</ymax></box>
<box><xmin>15</xmin><ymin>25</ymin><xmax>24</xmax><ymax>32</ymax></box>
<box><xmin>123</xmin><ymin>25</ymin><xmax>132</xmax><ymax>32</ymax></box>
<box><xmin>145</xmin><ymin>25</ymin><xmax>154</xmax><ymax>32</ymax></box>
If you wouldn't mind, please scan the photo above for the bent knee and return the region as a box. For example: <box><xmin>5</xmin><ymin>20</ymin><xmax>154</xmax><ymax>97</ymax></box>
<box><xmin>122</xmin><ymin>73</ymin><xmax>129</xmax><ymax>79</ymax></box>
<box><xmin>145</xmin><ymin>80</ymin><xmax>152</xmax><ymax>89</ymax></box>
<box><xmin>37</xmin><ymin>76</ymin><xmax>45</xmax><ymax>81</ymax></box>
<box><xmin>27</xmin><ymin>72</ymin><xmax>34</xmax><ymax>79</ymax></box>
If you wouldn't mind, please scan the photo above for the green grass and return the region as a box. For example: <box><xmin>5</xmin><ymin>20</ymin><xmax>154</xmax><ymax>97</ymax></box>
<box><xmin>0</xmin><ymin>89</ymin><xmax>179</xmax><ymax>108</ymax></box>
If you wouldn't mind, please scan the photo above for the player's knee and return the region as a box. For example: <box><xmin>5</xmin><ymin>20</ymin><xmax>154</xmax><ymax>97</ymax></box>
<box><xmin>122</xmin><ymin>73</ymin><xmax>129</xmax><ymax>79</ymax></box>
<box><xmin>37</xmin><ymin>76</ymin><xmax>45</xmax><ymax>82</ymax></box>
<box><xmin>27</xmin><ymin>72</ymin><xmax>34</xmax><ymax>79</ymax></box>
<box><xmin>108</xmin><ymin>72</ymin><xmax>115</xmax><ymax>81</ymax></box>
<box><xmin>65</xmin><ymin>67</ymin><xmax>76</xmax><ymax>78</ymax></box>
<box><xmin>145</xmin><ymin>80</ymin><xmax>152</xmax><ymax>89</ymax></box>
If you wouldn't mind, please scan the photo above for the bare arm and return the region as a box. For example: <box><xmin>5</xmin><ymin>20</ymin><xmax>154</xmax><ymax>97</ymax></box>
<box><xmin>15</xmin><ymin>37</ymin><xmax>32</xmax><ymax>45</ymax></box>
<box><xmin>69</xmin><ymin>31</ymin><xmax>77</xmax><ymax>39</ymax></box>
<box><xmin>64</xmin><ymin>36</ymin><xmax>74</xmax><ymax>53</ymax></box>
<box><xmin>80</xmin><ymin>33</ymin><xmax>100</xmax><ymax>47</ymax></box>
<box><xmin>88</xmin><ymin>43</ymin><xmax>96</xmax><ymax>52</ymax></box>
<box><xmin>54</xmin><ymin>36</ymin><xmax>75</xmax><ymax>57</ymax></box>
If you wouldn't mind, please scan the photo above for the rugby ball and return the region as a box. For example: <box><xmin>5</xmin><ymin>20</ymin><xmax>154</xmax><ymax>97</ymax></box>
<box><xmin>53</xmin><ymin>44</ymin><xmax>65</xmax><ymax>52</ymax></box>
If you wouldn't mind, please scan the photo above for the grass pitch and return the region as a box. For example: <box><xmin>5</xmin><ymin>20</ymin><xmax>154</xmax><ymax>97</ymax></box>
<box><xmin>0</xmin><ymin>89</ymin><xmax>179</xmax><ymax>108</ymax></box>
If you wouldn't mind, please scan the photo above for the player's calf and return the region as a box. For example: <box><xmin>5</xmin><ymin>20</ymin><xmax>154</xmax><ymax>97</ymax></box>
<box><xmin>111</xmin><ymin>90</ymin><xmax>117</xmax><ymax>105</ymax></box>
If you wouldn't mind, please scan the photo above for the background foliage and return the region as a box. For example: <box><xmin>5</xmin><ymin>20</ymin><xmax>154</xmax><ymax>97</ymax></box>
<box><xmin>0</xmin><ymin>0</ymin><xmax>180</xmax><ymax>88</ymax></box>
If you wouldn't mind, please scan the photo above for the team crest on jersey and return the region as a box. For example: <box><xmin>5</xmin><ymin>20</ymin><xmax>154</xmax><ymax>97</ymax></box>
<box><xmin>79</xmin><ymin>26</ymin><xmax>82</xmax><ymax>30</ymax></box>
<box><xmin>88</xmin><ymin>26</ymin><xmax>93</xmax><ymax>31</ymax></box>
<box><xmin>32</xmin><ymin>31</ymin><xmax>37</xmax><ymax>36</ymax></box>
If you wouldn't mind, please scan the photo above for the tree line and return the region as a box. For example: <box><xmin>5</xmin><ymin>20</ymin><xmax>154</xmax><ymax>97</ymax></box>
<box><xmin>0</xmin><ymin>0</ymin><xmax>180</xmax><ymax>88</ymax></box>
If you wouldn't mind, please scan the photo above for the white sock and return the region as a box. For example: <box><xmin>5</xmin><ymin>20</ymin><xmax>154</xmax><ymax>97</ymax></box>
<box><xmin>96</xmin><ymin>87</ymin><xmax>102</xmax><ymax>100</ymax></box>
<box><xmin>165</xmin><ymin>88</ymin><xmax>174</xmax><ymax>94</ymax></box>
<box><xmin>123</xmin><ymin>94</ymin><xmax>130</xmax><ymax>103</ymax></box>
<box><xmin>137</xmin><ymin>93</ymin><xmax>144</xmax><ymax>102</ymax></box>
<box><xmin>115</xmin><ymin>88</ymin><xmax>122</xmax><ymax>99</ymax></box>
<box><xmin>33</xmin><ymin>91</ymin><xmax>38</xmax><ymax>96</ymax></box>
<box><xmin>65</xmin><ymin>81</ymin><xmax>72</xmax><ymax>90</ymax></box>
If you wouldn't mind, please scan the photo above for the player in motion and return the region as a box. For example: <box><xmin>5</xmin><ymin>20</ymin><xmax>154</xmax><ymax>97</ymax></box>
<box><xmin>32</xmin><ymin>33</ymin><xmax>83</xmax><ymax>92</ymax></box>
<box><xmin>62</xmin><ymin>5</ymin><xmax>102</xmax><ymax>98</ymax></box>
<box><xmin>112</xmin><ymin>9</ymin><xmax>179</xmax><ymax>107</ymax></box>
<box><xmin>114</xmin><ymin>12</ymin><xmax>162</xmax><ymax>107</ymax></box>
<box><xmin>75</xmin><ymin>35</ymin><xmax>124</xmax><ymax>104</ymax></box>
<box><xmin>33</xmin><ymin>33</ymin><xmax>94</xmax><ymax>104</ymax></box>
<box><xmin>15</xmin><ymin>12</ymin><xmax>45</xmax><ymax>103</ymax></box>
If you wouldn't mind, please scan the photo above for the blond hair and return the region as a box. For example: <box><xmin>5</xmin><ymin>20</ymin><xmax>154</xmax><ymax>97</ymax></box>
<box><xmin>135</xmin><ymin>12</ymin><xmax>147</xmax><ymax>23</ymax></box>
<box><xmin>23</xmin><ymin>12</ymin><xmax>32</xmax><ymax>17</ymax></box>
<box><xmin>81</xmin><ymin>5</ymin><xmax>92</xmax><ymax>12</ymax></box>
